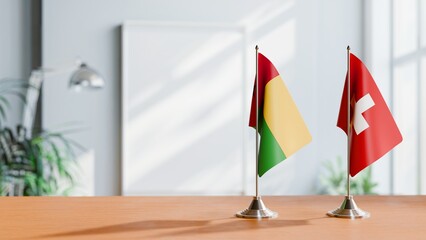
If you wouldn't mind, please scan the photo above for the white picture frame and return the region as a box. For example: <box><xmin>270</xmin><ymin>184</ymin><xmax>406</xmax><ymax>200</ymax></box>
<box><xmin>121</xmin><ymin>21</ymin><xmax>249</xmax><ymax>195</ymax></box>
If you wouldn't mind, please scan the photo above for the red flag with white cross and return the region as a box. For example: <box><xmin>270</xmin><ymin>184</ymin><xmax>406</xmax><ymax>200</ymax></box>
<box><xmin>337</xmin><ymin>53</ymin><xmax>403</xmax><ymax>177</ymax></box>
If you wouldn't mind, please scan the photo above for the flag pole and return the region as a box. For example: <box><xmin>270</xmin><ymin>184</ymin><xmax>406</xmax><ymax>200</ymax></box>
<box><xmin>326</xmin><ymin>46</ymin><xmax>369</xmax><ymax>219</ymax></box>
<box><xmin>346</xmin><ymin>45</ymin><xmax>351</xmax><ymax>198</ymax></box>
<box><xmin>255</xmin><ymin>45</ymin><xmax>259</xmax><ymax>198</ymax></box>
<box><xmin>236</xmin><ymin>45</ymin><xmax>277</xmax><ymax>219</ymax></box>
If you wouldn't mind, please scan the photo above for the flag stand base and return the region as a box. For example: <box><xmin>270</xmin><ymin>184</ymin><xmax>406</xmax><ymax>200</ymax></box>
<box><xmin>327</xmin><ymin>195</ymin><xmax>370</xmax><ymax>219</ymax></box>
<box><xmin>236</xmin><ymin>196</ymin><xmax>277</xmax><ymax>219</ymax></box>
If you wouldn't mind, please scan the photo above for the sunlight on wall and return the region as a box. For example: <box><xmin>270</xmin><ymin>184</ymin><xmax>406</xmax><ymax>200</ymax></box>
<box><xmin>393</xmin><ymin>62</ymin><xmax>418</xmax><ymax>194</ymax></box>
<box><xmin>240</xmin><ymin>0</ymin><xmax>294</xmax><ymax>30</ymax></box>
<box><xmin>123</xmin><ymin>2</ymin><xmax>298</xmax><ymax>195</ymax></box>
<box><xmin>121</xmin><ymin>0</ymin><xmax>361</xmax><ymax>196</ymax></box>
<box><xmin>393</xmin><ymin>0</ymin><xmax>417</xmax><ymax>59</ymax></box>
<box><xmin>173</xmin><ymin>31</ymin><xmax>243</xmax><ymax>79</ymax></box>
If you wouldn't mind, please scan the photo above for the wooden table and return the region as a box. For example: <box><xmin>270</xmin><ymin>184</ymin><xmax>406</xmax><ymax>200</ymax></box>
<box><xmin>1</xmin><ymin>196</ymin><xmax>425</xmax><ymax>239</ymax></box>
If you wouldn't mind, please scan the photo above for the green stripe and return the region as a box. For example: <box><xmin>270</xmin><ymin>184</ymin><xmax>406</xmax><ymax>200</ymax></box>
<box><xmin>258</xmin><ymin>113</ymin><xmax>287</xmax><ymax>177</ymax></box>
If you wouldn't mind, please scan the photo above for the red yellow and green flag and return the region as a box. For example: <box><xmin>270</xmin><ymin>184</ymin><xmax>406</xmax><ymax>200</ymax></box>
<box><xmin>249</xmin><ymin>53</ymin><xmax>311</xmax><ymax>177</ymax></box>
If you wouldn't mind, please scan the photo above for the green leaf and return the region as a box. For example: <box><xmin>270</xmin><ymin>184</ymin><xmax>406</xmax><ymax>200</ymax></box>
<box><xmin>0</xmin><ymin>96</ymin><xmax>11</xmax><ymax>109</ymax></box>
<box><xmin>0</xmin><ymin>105</ymin><xmax>6</xmax><ymax>122</ymax></box>
<box><xmin>24</xmin><ymin>173</ymin><xmax>37</xmax><ymax>194</ymax></box>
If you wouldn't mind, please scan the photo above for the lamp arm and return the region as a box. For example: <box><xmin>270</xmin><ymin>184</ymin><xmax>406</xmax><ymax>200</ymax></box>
<box><xmin>22</xmin><ymin>72</ymin><xmax>43</xmax><ymax>137</ymax></box>
<box><xmin>35</xmin><ymin>59</ymin><xmax>82</xmax><ymax>77</ymax></box>
<box><xmin>21</xmin><ymin>59</ymin><xmax>82</xmax><ymax>136</ymax></box>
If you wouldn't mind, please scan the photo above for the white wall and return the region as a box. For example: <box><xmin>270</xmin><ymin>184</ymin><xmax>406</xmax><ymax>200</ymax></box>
<box><xmin>365</xmin><ymin>0</ymin><xmax>426</xmax><ymax>195</ymax></box>
<box><xmin>364</xmin><ymin>0</ymin><xmax>393</xmax><ymax>194</ymax></box>
<box><xmin>0</xmin><ymin>0</ymin><xmax>32</xmax><ymax>127</ymax></box>
<box><xmin>42</xmin><ymin>0</ymin><xmax>363</xmax><ymax>195</ymax></box>
<box><xmin>315</xmin><ymin>1</ymin><xmax>364</xmax><ymax>192</ymax></box>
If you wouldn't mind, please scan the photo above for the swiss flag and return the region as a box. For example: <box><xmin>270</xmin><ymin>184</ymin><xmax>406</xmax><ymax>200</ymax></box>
<box><xmin>337</xmin><ymin>53</ymin><xmax>403</xmax><ymax>177</ymax></box>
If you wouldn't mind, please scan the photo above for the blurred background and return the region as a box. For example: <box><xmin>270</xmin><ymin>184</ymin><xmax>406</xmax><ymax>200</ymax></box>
<box><xmin>0</xmin><ymin>0</ymin><xmax>424</xmax><ymax>196</ymax></box>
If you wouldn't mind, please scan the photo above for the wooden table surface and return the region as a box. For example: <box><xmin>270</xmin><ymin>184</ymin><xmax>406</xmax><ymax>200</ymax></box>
<box><xmin>0</xmin><ymin>196</ymin><xmax>425</xmax><ymax>239</ymax></box>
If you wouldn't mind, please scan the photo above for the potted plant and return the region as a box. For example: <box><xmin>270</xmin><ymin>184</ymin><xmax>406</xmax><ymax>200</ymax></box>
<box><xmin>0</xmin><ymin>79</ymin><xmax>80</xmax><ymax>196</ymax></box>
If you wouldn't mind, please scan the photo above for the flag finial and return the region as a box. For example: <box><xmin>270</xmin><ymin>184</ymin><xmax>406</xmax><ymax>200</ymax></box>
<box><xmin>347</xmin><ymin>45</ymin><xmax>351</xmax><ymax>51</ymax></box>
<box><xmin>255</xmin><ymin>45</ymin><xmax>259</xmax><ymax>50</ymax></box>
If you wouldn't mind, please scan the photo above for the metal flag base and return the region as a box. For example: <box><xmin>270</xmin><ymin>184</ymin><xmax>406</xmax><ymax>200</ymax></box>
<box><xmin>327</xmin><ymin>195</ymin><xmax>370</xmax><ymax>219</ymax></box>
<box><xmin>236</xmin><ymin>196</ymin><xmax>278</xmax><ymax>219</ymax></box>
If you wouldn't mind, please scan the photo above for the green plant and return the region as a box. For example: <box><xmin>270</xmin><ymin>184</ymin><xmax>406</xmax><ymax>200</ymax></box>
<box><xmin>0</xmin><ymin>78</ymin><xmax>81</xmax><ymax>196</ymax></box>
<box><xmin>318</xmin><ymin>156</ymin><xmax>378</xmax><ymax>195</ymax></box>
<box><xmin>0</xmin><ymin>125</ymin><xmax>83</xmax><ymax>196</ymax></box>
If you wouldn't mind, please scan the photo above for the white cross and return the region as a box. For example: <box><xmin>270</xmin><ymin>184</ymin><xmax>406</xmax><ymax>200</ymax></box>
<box><xmin>353</xmin><ymin>93</ymin><xmax>375</xmax><ymax>135</ymax></box>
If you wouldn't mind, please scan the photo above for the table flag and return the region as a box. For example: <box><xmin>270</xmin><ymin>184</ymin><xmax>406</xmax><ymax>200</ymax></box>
<box><xmin>249</xmin><ymin>53</ymin><xmax>311</xmax><ymax>177</ymax></box>
<box><xmin>337</xmin><ymin>53</ymin><xmax>403</xmax><ymax>176</ymax></box>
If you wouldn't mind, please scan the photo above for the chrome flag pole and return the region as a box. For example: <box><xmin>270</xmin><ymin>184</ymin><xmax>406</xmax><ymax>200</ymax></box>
<box><xmin>256</xmin><ymin>44</ymin><xmax>259</xmax><ymax>199</ymax></box>
<box><xmin>236</xmin><ymin>45</ymin><xmax>277</xmax><ymax>219</ymax></box>
<box><xmin>327</xmin><ymin>46</ymin><xmax>369</xmax><ymax>219</ymax></box>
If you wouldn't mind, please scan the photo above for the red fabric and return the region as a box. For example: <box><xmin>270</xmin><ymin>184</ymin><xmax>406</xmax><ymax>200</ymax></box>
<box><xmin>248</xmin><ymin>53</ymin><xmax>279</xmax><ymax>127</ymax></box>
<box><xmin>337</xmin><ymin>53</ymin><xmax>402</xmax><ymax>176</ymax></box>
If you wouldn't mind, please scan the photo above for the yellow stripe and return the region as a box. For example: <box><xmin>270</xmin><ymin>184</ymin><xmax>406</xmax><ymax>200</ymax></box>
<box><xmin>263</xmin><ymin>76</ymin><xmax>311</xmax><ymax>156</ymax></box>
